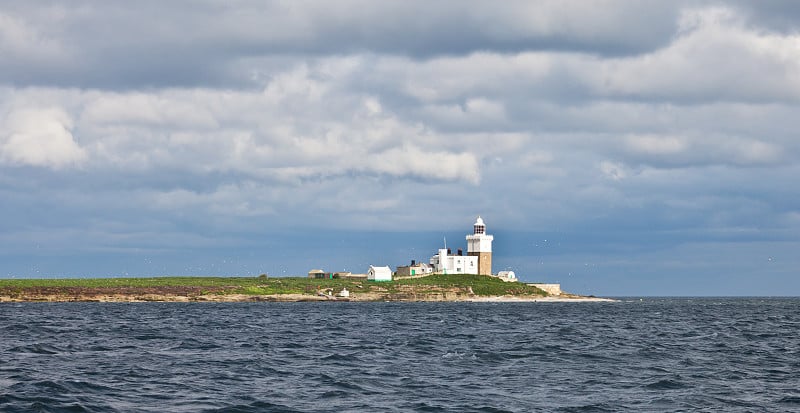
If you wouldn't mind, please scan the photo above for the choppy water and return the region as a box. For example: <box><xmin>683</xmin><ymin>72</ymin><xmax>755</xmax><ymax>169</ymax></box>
<box><xmin>1</xmin><ymin>298</ymin><xmax>799</xmax><ymax>412</ymax></box>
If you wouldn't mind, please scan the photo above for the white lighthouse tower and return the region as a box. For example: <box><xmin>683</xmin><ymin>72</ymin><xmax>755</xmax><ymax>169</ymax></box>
<box><xmin>466</xmin><ymin>216</ymin><xmax>493</xmax><ymax>276</ymax></box>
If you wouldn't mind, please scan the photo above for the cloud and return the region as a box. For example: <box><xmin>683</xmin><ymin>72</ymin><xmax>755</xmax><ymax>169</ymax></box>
<box><xmin>599</xmin><ymin>161</ymin><xmax>629</xmax><ymax>181</ymax></box>
<box><xmin>151</xmin><ymin>182</ymin><xmax>277</xmax><ymax>217</ymax></box>
<box><xmin>1</xmin><ymin>107</ymin><xmax>87</xmax><ymax>169</ymax></box>
<box><xmin>419</xmin><ymin>97</ymin><xmax>508</xmax><ymax>131</ymax></box>
<box><xmin>81</xmin><ymin>92</ymin><xmax>219</xmax><ymax>129</ymax></box>
<box><xmin>0</xmin><ymin>1</ymin><xmax>679</xmax><ymax>89</ymax></box>
<box><xmin>4</xmin><ymin>3</ymin><xmax>799</xmax><ymax>107</ymax></box>
<box><xmin>362</xmin><ymin>144</ymin><xmax>480</xmax><ymax>184</ymax></box>
<box><xmin>617</xmin><ymin>133</ymin><xmax>784</xmax><ymax>168</ymax></box>
<box><xmin>589</xmin><ymin>6</ymin><xmax>800</xmax><ymax>103</ymax></box>
<box><xmin>2</xmin><ymin>60</ymin><xmax>485</xmax><ymax>186</ymax></box>
<box><xmin>625</xmin><ymin>135</ymin><xmax>688</xmax><ymax>155</ymax></box>
<box><xmin>0</xmin><ymin>11</ymin><xmax>64</xmax><ymax>60</ymax></box>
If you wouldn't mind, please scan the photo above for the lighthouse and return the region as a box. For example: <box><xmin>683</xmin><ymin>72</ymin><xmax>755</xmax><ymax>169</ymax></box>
<box><xmin>466</xmin><ymin>216</ymin><xmax>493</xmax><ymax>276</ymax></box>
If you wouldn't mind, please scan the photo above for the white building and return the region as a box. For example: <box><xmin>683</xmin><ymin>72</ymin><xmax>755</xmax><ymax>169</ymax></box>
<box><xmin>396</xmin><ymin>261</ymin><xmax>435</xmax><ymax>277</ymax></box>
<box><xmin>497</xmin><ymin>270</ymin><xmax>516</xmax><ymax>281</ymax></box>
<box><xmin>430</xmin><ymin>248</ymin><xmax>479</xmax><ymax>274</ymax></box>
<box><xmin>367</xmin><ymin>265</ymin><xmax>392</xmax><ymax>281</ymax></box>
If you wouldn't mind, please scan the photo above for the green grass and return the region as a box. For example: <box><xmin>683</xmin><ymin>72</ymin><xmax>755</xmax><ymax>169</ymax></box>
<box><xmin>0</xmin><ymin>276</ymin><xmax>372</xmax><ymax>296</ymax></box>
<box><xmin>0</xmin><ymin>274</ymin><xmax>547</xmax><ymax>297</ymax></box>
<box><xmin>395</xmin><ymin>273</ymin><xmax>546</xmax><ymax>296</ymax></box>
<box><xmin>0</xmin><ymin>277</ymin><xmax>260</xmax><ymax>289</ymax></box>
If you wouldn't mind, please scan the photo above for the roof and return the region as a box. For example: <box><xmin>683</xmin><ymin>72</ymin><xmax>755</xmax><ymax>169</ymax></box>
<box><xmin>475</xmin><ymin>216</ymin><xmax>485</xmax><ymax>226</ymax></box>
<box><xmin>400</xmin><ymin>263</ymin><xmax>431</xmax><ymax>268</ymax></box>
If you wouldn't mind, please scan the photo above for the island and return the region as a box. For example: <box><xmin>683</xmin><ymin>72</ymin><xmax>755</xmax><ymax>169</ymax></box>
<box><xmin>1</xmin><ymin>217</ymin><xmax>615</xmax><ymax>303</ymax></box>
<box><xmin>0</xmin><ymin>273</ymin><xmax>612</xmax><ymax>303</ymax></box>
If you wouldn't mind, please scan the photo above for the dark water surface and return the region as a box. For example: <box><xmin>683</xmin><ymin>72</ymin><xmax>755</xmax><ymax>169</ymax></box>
<box><xmin>1</xmin><ymin>299</ymin><xmax>799</xmax><ymax>412</ymax></box>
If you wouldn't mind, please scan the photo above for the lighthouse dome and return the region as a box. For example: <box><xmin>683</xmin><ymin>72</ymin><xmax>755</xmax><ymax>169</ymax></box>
<box><xmin>473</xmin><ymin>216</ymin><xmax>486</xmax><ymax>234</ymax></box>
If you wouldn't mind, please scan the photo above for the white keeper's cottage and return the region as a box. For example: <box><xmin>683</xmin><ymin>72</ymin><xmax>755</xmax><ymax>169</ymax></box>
<box><xmin>367</xmin><ymin>265</ymin><xmax>392</xmax><ymax>281</ymax></box>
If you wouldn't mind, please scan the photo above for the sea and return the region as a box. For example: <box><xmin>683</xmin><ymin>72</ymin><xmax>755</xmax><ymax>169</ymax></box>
<box><xmin>1</xmin><ymin>298</ymin><xmax>798</xmax><ymax>412</ymax></box>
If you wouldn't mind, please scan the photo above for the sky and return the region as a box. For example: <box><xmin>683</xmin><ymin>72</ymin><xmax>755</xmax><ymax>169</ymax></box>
<box><xmin>1</xmin><ymin>1</ymin><xmax>799</xmax><ymax>296</ymax></box>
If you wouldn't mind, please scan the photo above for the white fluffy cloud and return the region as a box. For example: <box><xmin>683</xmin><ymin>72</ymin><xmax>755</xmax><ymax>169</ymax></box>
<box><xmin>362</xmin><ymin>144</ymin><xmax>480</xmax><ymax>184</ymax></box>
<box><xmin>1</xmin><ymin>107</ymin><xmax>87</xmax><ymax>170</ymax></box>
<box><xmin>591</xmin><ymin>7</ymin><xmax>800</xmax><ymax>102</ymax></box>
<box><xmin>2</xmin><ymin>60</ymin><xmax>483</xmax><ymax>187</ymax></box>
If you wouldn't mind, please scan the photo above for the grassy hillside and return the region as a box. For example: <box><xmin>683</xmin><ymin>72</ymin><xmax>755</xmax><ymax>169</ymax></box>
<box><xmin>0</xmin><ymin>274</ymin><xmax>547</xmax><ymax>297</ymax></box>
<box><xmin>396</xmin><ymin>273</ymin><xmax>546</xmax><ymax>296</ymax></box>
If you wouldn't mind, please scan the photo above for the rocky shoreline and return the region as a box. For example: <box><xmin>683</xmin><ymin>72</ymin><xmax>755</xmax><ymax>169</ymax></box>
<box><xmin>0</xmin><ymin>291</ymin><xmax>615</xmax><ymax>303</ymax></box>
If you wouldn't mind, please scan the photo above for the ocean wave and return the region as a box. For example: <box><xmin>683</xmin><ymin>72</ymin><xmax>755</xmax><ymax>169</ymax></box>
<box><xmin>1</xmin><ymin>299</ymin><xmax>798</xmax><ymax>412</ymax></box>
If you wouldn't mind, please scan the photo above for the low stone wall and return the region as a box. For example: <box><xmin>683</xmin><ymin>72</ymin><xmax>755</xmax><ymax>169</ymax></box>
<box><xmin>528</xmin><ymin>283</ymin><xmax>562</xmax><ymax>296</ymax></box>
<box><xmin>339</xmin><ymin>273</ymin><xmax>368</xmax><ymax>280</ymax></box>
<box><xmin>393</xmin><ymin>273</ymin><xmax>436</xmax><ymax>281</ymax></box>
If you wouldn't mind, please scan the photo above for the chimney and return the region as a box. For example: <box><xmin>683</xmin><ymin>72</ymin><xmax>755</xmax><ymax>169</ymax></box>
<box><xmin>411</xmin><ymin>259</ymin><xmax>416</xmax><ymax>266</ymax></box>
<box><xmin>447</xmin><ymin>248</ymin><xmax>452</xmax><ymax>255</ymax></box>
<box><xmin>457</xmin><ymin>248</ymin><xmax>463</xmax><ymax>256</ymax></box>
